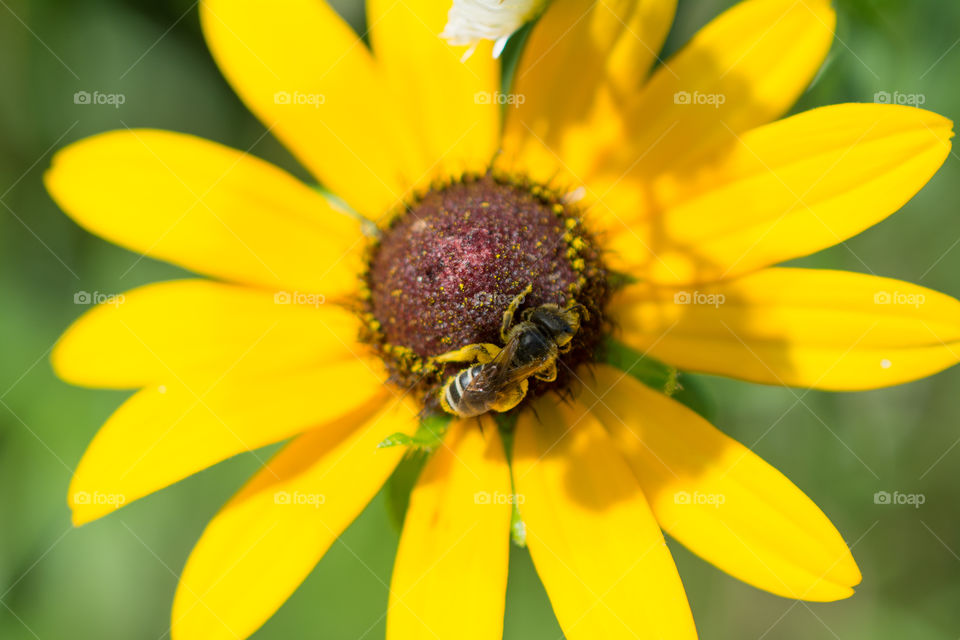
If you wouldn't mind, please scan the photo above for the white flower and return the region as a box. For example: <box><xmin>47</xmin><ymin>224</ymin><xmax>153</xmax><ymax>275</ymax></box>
<box><xmin>441</xmin><ymin>0</ymin><xmax>547</xmax><ymax>59</ymax></box>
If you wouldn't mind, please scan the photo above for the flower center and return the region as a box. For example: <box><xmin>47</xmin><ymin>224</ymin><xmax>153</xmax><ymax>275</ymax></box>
<box><xmin>361</xmin><ymin>173</ymin><xmax>607</xmax><ymax>412</ymax></box>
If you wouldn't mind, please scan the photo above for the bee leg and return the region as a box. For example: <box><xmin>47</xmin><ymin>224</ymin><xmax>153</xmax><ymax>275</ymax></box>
<box><xmin>564</xmin><ymin>300</ymin><xmax>590</xmax><ymax>321</ymax></box>
<box><xmin>534</xmin><ymin>360</ymin><xmax>558</xmax><ymax>382</ymax></box>
<box><xmin>501</xmin><ymin>283</ymin><xmax>533</xmax><ymax>342</ymax></box>
<box><xmin>432</xmin><ymin>342</ymin><xmax>501</xmax><ymax>365</ymax></box>
<box><xmin>489</xmin><ymin>379</ymin><xmax>529</xmax><ymax>413</ymax></box>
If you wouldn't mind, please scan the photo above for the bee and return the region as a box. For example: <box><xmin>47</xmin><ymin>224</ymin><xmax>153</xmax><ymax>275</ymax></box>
<box><xmin>435</xmin><ymin>285</ymin><xmax>588</xmax><ymax>418</ymax></box>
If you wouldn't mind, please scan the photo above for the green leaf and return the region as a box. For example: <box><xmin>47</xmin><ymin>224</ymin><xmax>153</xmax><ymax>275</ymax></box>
<box><xmin>494</xmin><ymin>412</ymin><xmax>527</xmax><ymax>547</ymax></box>
<box><xmin>378</xmin><ymin>413</ymin><xmax>451</xmax><ymax>451</ymax></box>
<box><xmin>606</xmin><ymin>270</ymin><xmax>639</xmax><ymax>292</ymax></box>
<box><xmin>671</xmin><ymin>372</ymin><xmax>716</xmax><ymax>422</ymax></box>
<box><xmin>598</xmin><ymin>337</ymin><xmax>679</xmax><ymax>395</ymax></box>
<box><xmin>380</xmin><ymin>413</ymin><xmax>453</xmax><ymax>531</ymax></box>
<box><xmin>383</xmin><ymin>451</ymin><xmax>428</xmax><ymax>532</ymax></box>
<box><xmin>599</xmin><ymin>338</ymin><xmax>714</xmax><ymax>420</ymax></box>
<box><xmin>500</xmin><ymin>20</ymin><xmax>534</xmax><ymax>95</ymax></box>
<box><xmin>510</xmin><ymin>500</ymin><xmax>527</xmax><ymax>548</ymax></box>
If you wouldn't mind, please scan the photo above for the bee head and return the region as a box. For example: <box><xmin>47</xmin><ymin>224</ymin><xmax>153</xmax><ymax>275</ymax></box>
<box><xmin>527</xmin><ymin>304</ymin><xmax>584</xmax><ymax>348</ymax></box>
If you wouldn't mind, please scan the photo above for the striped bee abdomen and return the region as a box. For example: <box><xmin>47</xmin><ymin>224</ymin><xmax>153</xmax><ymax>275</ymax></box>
<box><xmin>443</xmin><ymin>364</ymin><xmax>485</xmax><ymax>417</ymax></box>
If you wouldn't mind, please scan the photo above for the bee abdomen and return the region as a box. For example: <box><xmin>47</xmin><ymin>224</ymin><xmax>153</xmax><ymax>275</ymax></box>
<box><xmin>444</xmin><ymin>364</ymin><xmax>485</xmax><ymax>417</ymax></box>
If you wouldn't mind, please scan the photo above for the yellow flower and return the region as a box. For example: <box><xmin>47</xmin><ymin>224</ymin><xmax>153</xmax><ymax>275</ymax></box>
<box><xmin>44</xmin><ymin>0</ymin><xmax>956</xmax><ymax>639</ymax></box>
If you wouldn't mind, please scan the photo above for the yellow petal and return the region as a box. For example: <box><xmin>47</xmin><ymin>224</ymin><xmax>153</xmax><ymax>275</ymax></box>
<box><xmin>368</xmin><ymin>0</ymin><xmax>500</xmax><ymax>187</ymax></box>
<box><xmin>45</xmin><ymin>130</ymin><xmax>363</xmax><ymax>295</ymax></box>
<box><xmin>200</xmin><ymin>0</ymin><xmax>418</xmax><ymax>217</ymax></box>
<box><xmin>585</xmin><ymin>365</ymin><xmax>861</xmax><ymax>600</ymax></box>
<box><xmin>607</xmin><ymin>104</ymin><xmax>954</xmax><ymax>283</ymax></box>
<box><xmin>570</xmin><ymin>0</ymin><xmax>836</xmax><ymax>238</ymax></box>
<box><xmin>615</xmin><ymin>0</ymin><xmax>836</xmax><ymax>183</ymax></box>
<box><xmin>68</xmin><ymin>359</ymin><xmax>390</xmax><ymax>525</ymax></box>
<box><xmin>612</xmin><ymin>267</ymin><xmax>960</xmax><ymax>389</ymax></box>
<box><xmin>501</xmin><ymin>0</ymin><xmax>677</xmax><ymax>183</ymax></box>
<box><xmin>387</xmin><ymin>418</ymin><xmax>511</xmax><ymax>640</ymax></box>
<box><xmin>54</xmin><ymin>279</ymin><xmax>362</xmax><ymax>389</ymax></box>
<box><xmin>172</xmin><ymin>398</ymin><xmax>418</xmax><ymax>640</ymax></box>
<box><xmin>513</xmin><ymin>398</ymin><xmax>697</xmax><ymax>640</ymax></box>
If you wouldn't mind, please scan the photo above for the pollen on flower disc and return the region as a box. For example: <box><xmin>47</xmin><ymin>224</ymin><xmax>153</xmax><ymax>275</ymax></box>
<box><xmin>363</xmin><ymin>174</ymin><xmax>607</xmax><ymax>403</ymax></box>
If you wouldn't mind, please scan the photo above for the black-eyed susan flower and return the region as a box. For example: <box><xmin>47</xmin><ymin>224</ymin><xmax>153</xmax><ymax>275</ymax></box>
<box><xmin>46</xmin><ymin>0</ymin><xmax>957</xmax><ymax>638</ymax></box>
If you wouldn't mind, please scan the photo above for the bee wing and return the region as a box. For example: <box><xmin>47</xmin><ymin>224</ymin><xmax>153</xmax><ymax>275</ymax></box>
<box><xmin>470</xmin><ymin>335</ymin><xmax>544</xmax><ymax>392</ymax></box>
<box><xmin>463</xmin><ymin>338</ymin><xmax>520</xmax><ymax>395</ymax></box>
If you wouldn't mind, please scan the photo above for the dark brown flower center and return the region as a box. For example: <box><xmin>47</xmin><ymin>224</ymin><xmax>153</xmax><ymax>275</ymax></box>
<box><xmin>361</xmin><ymin>173</ymin><xmax>607</xmax><ymax>411</ymax></box>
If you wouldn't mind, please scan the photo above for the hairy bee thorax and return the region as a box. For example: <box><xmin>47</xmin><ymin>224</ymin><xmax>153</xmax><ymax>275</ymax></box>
<box><xmin>359</xmin><ymin>172</ymin><xmax>608</xmax><ymax>412</ymax></box>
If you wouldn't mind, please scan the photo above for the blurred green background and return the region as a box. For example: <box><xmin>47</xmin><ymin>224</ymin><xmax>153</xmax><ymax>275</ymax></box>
<box><xmin>2</xmin><ymin>0</ymin><xmax>960</xmax><ymax>638</ymax></box>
